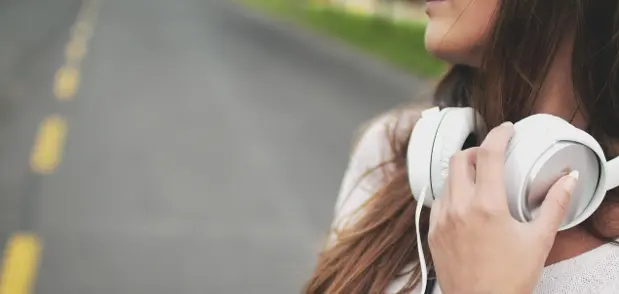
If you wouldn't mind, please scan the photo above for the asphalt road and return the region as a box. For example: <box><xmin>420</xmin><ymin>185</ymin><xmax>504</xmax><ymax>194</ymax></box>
<box><xmin>0</xmin><ymin>0</ymin><xmax>427</xmax><ymax>293</ymax></box>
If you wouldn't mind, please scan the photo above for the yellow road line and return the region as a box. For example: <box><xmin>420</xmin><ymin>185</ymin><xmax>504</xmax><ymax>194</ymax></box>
<box><xmin>30</xmin><ymin>115</ymin><xmax>68</xmax><ymax>174</ymax></box>
<box><xmin>83</xmin><ymin>1</ymin><xmax>100</xmax><ymax>24</ymax></box>
<box><xmin>71</xmin><ymin>22</ymin><xmax>93</xmax><ymax>41</ymax></box>
<box><xmin>72</xmin><ymin>0</ymin><xmax>100</xmax><ymax>41</ymax></box>
<box><xmin>65</xmin><ymin>38</ymin><xmax>87</xmax><ymax>64</ymax></box>
<box><xmin>0</xmin><ymin>233</ymin><xmax>42</xmax><ymax>294</ymax></box>
<box><xmin>53</xmin><ymin>66</ymin><xmax>80</xmax><ymax>101</ymax></box>
<box><xmin>0</xmin><ymin>1</ymin><xmax>100</xmax><ymax>293</ymax></box>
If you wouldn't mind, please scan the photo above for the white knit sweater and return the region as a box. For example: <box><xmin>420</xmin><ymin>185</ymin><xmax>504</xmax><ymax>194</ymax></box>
<box><xmin>331</xmin><ymin>114</ymin><xmax>619</xmax><ymax>294</ymax></box>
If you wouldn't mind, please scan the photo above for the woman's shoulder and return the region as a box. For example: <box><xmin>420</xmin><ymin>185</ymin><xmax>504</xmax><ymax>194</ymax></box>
<box><xmin>332</xmin><ymin>104</ymin><xmax>426</xmax><ymax>230</ymax></box>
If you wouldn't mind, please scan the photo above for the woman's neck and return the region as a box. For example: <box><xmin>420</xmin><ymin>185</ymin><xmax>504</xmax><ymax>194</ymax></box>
<box><xmin>532</xmin><ymin>33</ymin><xmax>585</xmax><ymax>128</ymax></box>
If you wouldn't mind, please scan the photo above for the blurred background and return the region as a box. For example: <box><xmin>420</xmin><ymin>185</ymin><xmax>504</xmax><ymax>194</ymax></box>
<box><xmin>0</xmin><ymin>0</ymin><xmax>441</xmax><ymax>293</ymax></box>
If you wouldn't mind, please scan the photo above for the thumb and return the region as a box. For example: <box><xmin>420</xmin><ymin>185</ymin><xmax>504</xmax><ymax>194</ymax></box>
<box><xmin>534</xmin><ymin>170</ymin><xmax>579</xmax><ymax>233</ymax></box>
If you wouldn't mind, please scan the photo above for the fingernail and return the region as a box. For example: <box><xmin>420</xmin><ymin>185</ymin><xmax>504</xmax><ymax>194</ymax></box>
<box><xmin>564</xmin><ymin>170</ymin><xmax>579</xmax><ymax>195</ymax></box>
<box><xmin>501</xmin><ymin>121</ymin><xmax>513</xmax><ymax>127</ymax></box>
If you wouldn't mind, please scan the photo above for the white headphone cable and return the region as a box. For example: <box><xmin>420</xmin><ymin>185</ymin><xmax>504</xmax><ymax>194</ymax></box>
<box><xmin>415</xmin><ymin>184</ymin><xmax>430</xmax><ymax>294</ymax></box>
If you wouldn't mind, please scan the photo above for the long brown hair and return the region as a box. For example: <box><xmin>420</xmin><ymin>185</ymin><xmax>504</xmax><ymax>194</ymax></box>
<box><xmin>304</xmin><ymin>1</ymin><xmax>619</xmax><ymax>293</ymax></box>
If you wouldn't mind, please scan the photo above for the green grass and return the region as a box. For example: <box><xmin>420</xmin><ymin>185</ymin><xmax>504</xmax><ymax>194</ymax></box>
<box><xmin>241</xmin><ymin>0</ymin><xmax>446</xmax><ymax>78</ymax></box>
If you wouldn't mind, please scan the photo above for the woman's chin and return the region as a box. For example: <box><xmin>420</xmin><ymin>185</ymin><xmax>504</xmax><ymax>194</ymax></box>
<box><xmin>425</xmin><ymin>40</ymin><xmax>480</xmax><ymax>67</ymax></box>
<box><xmin>424</xmin><ymin>23</ymin><xmax>455</xmax><ymax>61</ymax></box>
<box><xmin>424</xmin><ymin>22</ymin><xmax>484</xmax><ymax>67</ymax></box>
<box><xmin>424</xmin><ymin>38</ymin><xmax>457</xmax><ymax>65</ymax></box>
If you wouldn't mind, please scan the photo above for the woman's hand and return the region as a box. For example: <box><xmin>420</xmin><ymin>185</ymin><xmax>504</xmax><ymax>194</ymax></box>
<box><xmin>428</xmin><ymin>122</ymin><xmax>579</xmax><ymax>294</ymax></box>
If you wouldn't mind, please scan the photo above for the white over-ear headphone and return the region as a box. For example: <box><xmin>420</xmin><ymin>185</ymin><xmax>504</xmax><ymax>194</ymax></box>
<box><xmin>408</xmin><ymin>106</ymin><xmax>619</xmax><ymax>229</ymax></box>
<box><xmin>408</xmin><ymin>106</ymin><xmax>619</xmax><ymax>294</ymax></box>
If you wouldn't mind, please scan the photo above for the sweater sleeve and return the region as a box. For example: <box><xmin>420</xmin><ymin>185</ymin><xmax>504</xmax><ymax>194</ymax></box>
<box><xmin>327</xmin><ymin>108</ymin><xmax>421</xmax><ymax>246</ymax></box>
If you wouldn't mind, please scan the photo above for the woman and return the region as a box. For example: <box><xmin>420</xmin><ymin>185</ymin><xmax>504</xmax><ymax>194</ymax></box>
<box><xmin>303</xmin><ymin>0</ymin><xmax>619</xmax><ymax>293</ymax></box>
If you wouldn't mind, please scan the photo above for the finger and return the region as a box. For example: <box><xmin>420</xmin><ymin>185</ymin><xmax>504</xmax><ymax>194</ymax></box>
<box><xmin>429</xmin><ymin>196</ymin><xmax>442</xmax><ymax>233</ymax></box>
<box><xmin>439</xmin><ymin>178</ymin><xmax>450</xmax><ymax>208</ymax></box>
<box><xmin>448</xmin><ymin>147</ymin><xmax>478</xmax><ymax>191</ymax></box>
<box><xmin>533</xmin><ymin>171</ymin><xmax>578</xmax><ymax>235</ymax></box>
<box><xmin>441</xmin><ymin>148</ymin><xmax>477</xmax><ymax>208</ymax></box>
<box><xmin>475</xmin><ymin>122</ymin><xmax>515</xmax><ymax>203</ymax></box>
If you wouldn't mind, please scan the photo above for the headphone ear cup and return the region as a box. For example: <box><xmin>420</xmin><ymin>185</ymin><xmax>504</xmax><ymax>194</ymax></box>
<box><xmin>407</xmin><ymin>107</ymin><xmax>443</xmax><ymax>207</ymax></box>
<box><xmin>429</xmin><ymin>108</ymin><xmax>483</xmax><ymax>200</ymax></box>
<box><xmin>504</xmin><ymin>114</ymin><xmax>605</xmax><ymax>229</ymax></box>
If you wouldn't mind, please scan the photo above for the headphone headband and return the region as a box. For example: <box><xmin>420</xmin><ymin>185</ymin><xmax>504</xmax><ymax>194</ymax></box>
<box><xmin>605</xmin><ymin>157</ymin><xmax>619</xmax><ymax>191</ymax></box>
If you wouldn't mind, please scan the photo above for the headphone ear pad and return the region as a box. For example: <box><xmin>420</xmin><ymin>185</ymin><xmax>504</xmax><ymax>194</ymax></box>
<box><xmin>429</xmin><ymin>108</ymin><xmax>482</xmax><ymax>200</ymax></box>
<box><xmin>407</xmin><ymin>107</ymin><xmax>443</xmax><ymax>206</ymax></box>
<box><xmin>408</xmin><ymin>107</ymin><xmax>484</xmax><ymax>207</ymax></box>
